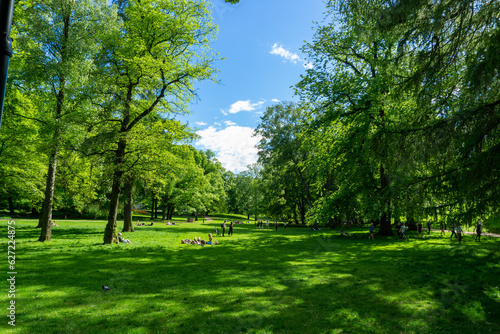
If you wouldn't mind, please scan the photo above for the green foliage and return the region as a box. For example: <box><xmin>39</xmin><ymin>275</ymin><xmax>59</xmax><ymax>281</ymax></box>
<box><xmin>275</xmin><ymin>0</ymin><xmax>500</xmax><ymax>229</ymax></box>
<box><xmin>255</xmin><ymin>102</ymin><xmax>313</xmax><ymax>223</ymax></box>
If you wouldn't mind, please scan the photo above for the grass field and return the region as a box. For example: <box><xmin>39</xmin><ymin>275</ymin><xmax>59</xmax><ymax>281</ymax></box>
<box><xmin>2</xmin><ymin>218</ymin><xmax>500</xmax><ymax>334</ymax></box>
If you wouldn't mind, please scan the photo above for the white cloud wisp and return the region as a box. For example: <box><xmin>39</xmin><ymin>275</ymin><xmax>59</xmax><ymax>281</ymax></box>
<box><xmin>270</xmin><ymin>43</ymin><xmax>300</xmax><ymax>63</ymax></box>
<box><xmin>223</xmin><ymin>100</ymin><xmax>265</xmax><ymax>115</ymax></box>
<box><xmin>270</xmin><ymin>43</ymin><xmax>314</xmax><ymax>69</ymax></box>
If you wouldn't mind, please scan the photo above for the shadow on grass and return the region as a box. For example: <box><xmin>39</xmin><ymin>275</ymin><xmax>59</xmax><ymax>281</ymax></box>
<box><xmin>6</xmin><ymin>222</ymin><xmax>500</xmax><ymax>334</ymax></box>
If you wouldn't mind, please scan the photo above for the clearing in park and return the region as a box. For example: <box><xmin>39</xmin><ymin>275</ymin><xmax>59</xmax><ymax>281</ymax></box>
<box><xmin>2</xmin><ymin>217</ymin><xmax>499</xmax><ymax>334</ymax></box>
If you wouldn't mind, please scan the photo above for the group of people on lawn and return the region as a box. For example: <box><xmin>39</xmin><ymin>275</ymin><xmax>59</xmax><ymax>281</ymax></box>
<box><xmin>181</xmin><ymin>233</ymin><xmax>218</xmax><ymax>245</ymax></box>
<box><xmin>256</xmin><ymin>220</ymin><xmax>283</xmax><ymax>231</ymax></box>
<box><xmin>116</xmin><ymin>231</ymin><xmax>219</xmax><ymax>245</ymax></box>
<box><xmin>369</xmin><ymin>219</ymin><xmax>484</xmax><ymax>243</ymax></box>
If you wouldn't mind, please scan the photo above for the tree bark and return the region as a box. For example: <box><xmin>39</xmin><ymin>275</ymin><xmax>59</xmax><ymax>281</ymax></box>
<box><xmin>103</xmin><ymin>138</ymin><xmax>126</xmax><ymax>244</ymax></box>
<box><xmin>377</xmin><ymin>164</ymin><xmax>393</xmax><ymax>236</ymax></box>
<box><xmin>154</xmin><ymin>199</ymin><xmax>159</xmax><ymax>219</ymax></box>
<box><xmin>8</xmin><ymin>196</ymin><xmax>14</xmax><ymax>216</ymax></box>
<box><xmin>167</xmin><ymin>204</ymin><xmax>174</xmax><ymax>220</ymax></box>
<box><xmin>122</xmin><ymin>176</ymin><xmax>134</xmax><ymax>232</ymax></box>
<box><xmin>162</xmin><ymin>204</ymin><xmax>166</xmax><ymax>221</ymax></box>
<box><xmin>150</xmin><ymin>194</ymin><xmax>155</xmax><ymax>220</ymax></box>
<box><xmin>38</xmin><ymin>145</ymin><xmax>59</xmax><ymax>241</ymax></box>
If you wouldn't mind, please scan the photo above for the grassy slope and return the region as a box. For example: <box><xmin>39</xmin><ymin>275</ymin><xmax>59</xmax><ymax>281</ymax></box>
<box><xmin>2</xmin><ymin>219</ymin><xmax>499</xmax><ymax>334</ymax></box>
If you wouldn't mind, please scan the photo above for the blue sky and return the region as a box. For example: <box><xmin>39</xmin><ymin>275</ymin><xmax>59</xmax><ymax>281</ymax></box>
<box><xmin>183</xmin><ymin>0</ymin><xmax>326</xmax><ymax>173</ymax></box>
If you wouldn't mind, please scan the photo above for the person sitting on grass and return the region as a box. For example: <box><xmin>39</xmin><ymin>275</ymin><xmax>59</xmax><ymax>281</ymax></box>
<box><xmin>206</xmin><ymin>233</ymin><xmax>219</xmax><ymax>245</ymax></box>
<box><xmin>181</xmin><ymin>238</ymin><xmax>191</xmax><ymax>244</ymax></box>
<box><xmin>117</xmin><ymin>233</ymin><xmax>131</xmax><ymax>244</ymax></box>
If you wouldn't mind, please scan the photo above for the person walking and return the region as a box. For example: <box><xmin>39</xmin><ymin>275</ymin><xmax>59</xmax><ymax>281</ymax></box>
<box><xmin>417</xmin><ymin>221</ymin><xmax>423</xmax><ymax>238</ymax></box>
<box><xmin>475</xmin><ymin>219</ymin><xmax>483</xmax><ymax>242</ymax></box>
<box><xmin>456</xmin><ymin>223</ymin><xmax>463</xmax><ymax>244</ymax></box>
<box><xmin>427</xmin><ymin>221</ymin><xmax>432</xmax><ymax>235</ymax></box>
<box><xmin>221</xmin><ymin>221</ymin><xmax>226</xmax><ymax>237</ymax></box>
<box><xmin>369</xmin><ymin>222</ymin><xmax>375</xmax><ymax>240</ymax></box>
<box><xmin>395</xmin><ymin>222</ymin><xmax>402</xmax><ymax>240</ymax></box>
<box><xmin>440</xmin><ymin>222</ymin><xmax>446</xmax><ymax>237</ymax></box>
<box><xmin>400</xmin><ymin>223</ymin><xmax>408</xmax><ymax>241</ymax></box>
<box><xmin>266</xmin><ymin>220</ymin><xmax>270</xmax><ymax>230</ymax></box>
<box><xmin>449</xmin><ymin>223</ymin><xmax>457</xmax><ymax>240</ymax></box>
<box><xmin>228</xmin><ymin>221</ymin><xmax>233</xmax><ymax>236</ymax></box>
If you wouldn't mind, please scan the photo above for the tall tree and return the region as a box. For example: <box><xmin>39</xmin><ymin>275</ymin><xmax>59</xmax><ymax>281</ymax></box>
<box><xmin>97</xmin><ymin>0</ymin><xmax>218</xmax><ymax>243</ymax></box>
<box><xmin>297</xmin><ymin>0</ymin><xmax>410</xmax><ymax>234</ymax></box>
<box><xmin>372</xmin><ymin>0</ymin><xmax>500</xmax><ymax>223</ymax></box>
<box><xmin>13</xmin><ymin>0</ymin><xmax>116</xmax><ymax>241</ymax></box>
<box><xmin>255</xmin><ymin>102</ymin><xmax>313</xmax><ymax>223</ymax></box>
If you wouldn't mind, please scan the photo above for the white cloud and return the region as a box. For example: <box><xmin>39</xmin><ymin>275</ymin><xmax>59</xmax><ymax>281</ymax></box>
<box><xmin>223</xmin><ymin>100</ymin><xmax>265</xmax><ymax>115</ymax></box>
<box><xmin>224</xmin><ymin>120</ymin><xmax>237</xmax><ymax>126</ymax></box>
<box><xmin>196</xmin><ymin>126</ymin><xmax>261</xmax><ymax>173</ymax></box>
<box><xmin>195</xmin><ymin>121</ymin><xmax>207</xmax><ymax>126</ymax></box>
<box><xmin>270</xmin><ymin>43</ymin><xmax>314</xmax><ymax>69</ymax></box>
<box><xmin>270</xmin><ymin>43</ymin><xmax>301</xmax><ymax>63</ymax></box>
<box><xmin>271</xmin><ymin>98</ymin><xmax>280</xmax><ymax>103</ymax></box>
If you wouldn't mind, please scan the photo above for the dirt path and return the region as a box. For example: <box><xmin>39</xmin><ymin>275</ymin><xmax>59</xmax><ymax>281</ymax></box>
<box><xmin>431</xmin><ymin>229</ymin><xmax>500</xmax><ymax>237</ymax></box>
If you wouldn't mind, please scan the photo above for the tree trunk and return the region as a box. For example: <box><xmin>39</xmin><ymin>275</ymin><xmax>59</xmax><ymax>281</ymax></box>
<box><xmin>167</xmin><ymin>204</ymin><xmax>174</xmax><ymax>220</ymax></box>
<box><xmin>38</xmin><ymin>145</ymin><xmax>59</xmax><ymax>241</ymax></box>
<box><xmin>8</xmin><ymin>196</ymin><xmax>14</xmax><ymax>216</ymax></box>
<box><xmin>150</xmin><ymin>194</ymin><xmax>155</xmax><ymax>220</ymax></box>
<box><xmin>103</xmin><ymin>138</ymin><xmax>126</xmax><ymax>244</ymax></box>
<box><xmin>377</xmin><ymin>164</ymin><xmax>393</xmax><ymax>236</ymax></box>
<box><xmin>162</xmin><ymin>204</ymin><xmax>167</xmax><ymax>221</ymax></box>
<box><xmin>122</xmin><ymin>176</ymin><xmax>134</xmax><ymax>232</ymax></box>
<box><xmin>154</xmin><ymin>199</ymin><xmax>159</xmax><ymax>219</ymax></box>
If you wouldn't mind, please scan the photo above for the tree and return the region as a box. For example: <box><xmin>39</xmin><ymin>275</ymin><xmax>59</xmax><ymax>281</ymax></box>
<box><xmin>255</xmin><ymin>102</ymin><xmax>313</xmax><ymax>223</ymax></box>
<box><xmin>12</xmin><ymin>0</ymin><xmax>115</xmax><ymax>241</ymax></box>
<box><xmin>371</xmin><ymin>0</ymin><xmax>500</xmax><ymax>223</ymax></box>
<box><xmin>298</xmin><ymin>0</ymin><xmax>500</xmax><ymax>230</ymax></box>
<box><xmin>95</xmin><ymin>0</ymin><xmax>218</xmax><ymax>244</ymax></box>
<box><xmin>297</xmin><ymin>0</ymin><xmax>413</xmax><ymax>234</ymax></box>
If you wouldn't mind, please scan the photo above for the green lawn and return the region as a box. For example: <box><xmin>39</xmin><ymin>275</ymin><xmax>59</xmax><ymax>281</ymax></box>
<box><xmin>2</xmin><ymin>219</ymin><xmax>499</xmax><ymax>334</ymax></box>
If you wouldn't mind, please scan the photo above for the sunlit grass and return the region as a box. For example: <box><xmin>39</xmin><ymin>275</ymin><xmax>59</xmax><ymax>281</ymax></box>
<box><xmin>1</xmin><ymin>219</ymin><xmax>499</xmax><ymax>333</ymax></box>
